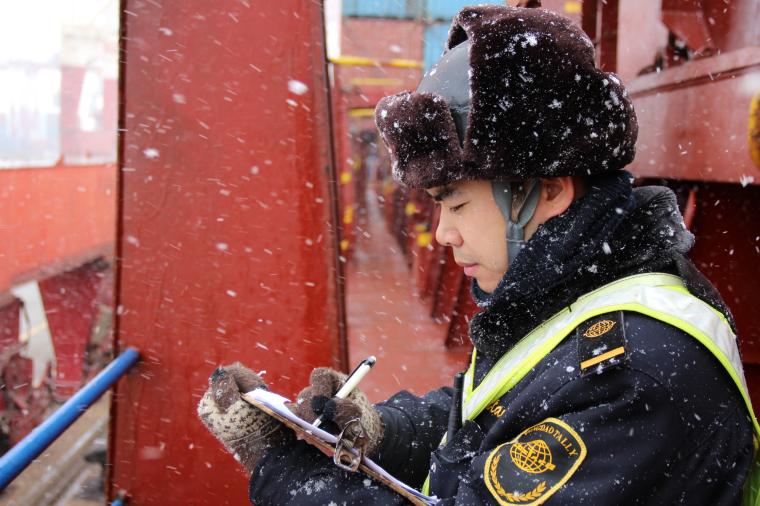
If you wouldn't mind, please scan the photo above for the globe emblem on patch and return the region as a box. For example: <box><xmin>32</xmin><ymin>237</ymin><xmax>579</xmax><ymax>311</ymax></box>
<box><xmin>510</xmin><ymin>440</ymin><xmax>556</xmax><ymax>474</ymax></box>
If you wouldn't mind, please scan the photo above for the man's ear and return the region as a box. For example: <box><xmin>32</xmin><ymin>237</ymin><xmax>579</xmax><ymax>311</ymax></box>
<box><xmin>539</xmin><ymin>176</ymin><xmax>575</xmax><ymax>219</ymax></box>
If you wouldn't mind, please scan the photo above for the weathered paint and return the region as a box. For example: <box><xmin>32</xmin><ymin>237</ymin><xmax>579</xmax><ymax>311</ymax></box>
<box><xmin>112</xmin><ymin>1</ymin><xmax>344</xmax><ymax>503</ymax></box>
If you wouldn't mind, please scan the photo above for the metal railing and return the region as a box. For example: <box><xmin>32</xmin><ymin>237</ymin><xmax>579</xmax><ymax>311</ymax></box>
<box><xmin>0</xmin><ymin>347</ymin><xmax>140</xmax><ymax>490</ymax></box>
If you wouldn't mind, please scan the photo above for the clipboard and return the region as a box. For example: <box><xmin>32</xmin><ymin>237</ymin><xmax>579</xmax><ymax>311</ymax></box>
<box><xmin>243</xmin><ymin>389</ymin><xmax>438</xmax><ymax>506</ymax></box>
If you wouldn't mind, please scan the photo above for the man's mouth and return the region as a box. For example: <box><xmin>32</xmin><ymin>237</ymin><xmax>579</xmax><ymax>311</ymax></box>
<box><xmin>458</xmin><ymin>262</ymin><xmax>478</xmax><ymax>277</ymax></box>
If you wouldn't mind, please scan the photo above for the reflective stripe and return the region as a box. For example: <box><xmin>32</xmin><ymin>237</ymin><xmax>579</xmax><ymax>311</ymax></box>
<box><xmin>424</xmin><ymin>273</ymin><xmax>760</xmax><ymax>498</ymax></box>
<box><xmin>461</xmin><ymin>273</ymin><xmax>681</xmax><ymax>413</ymax></box>
<box><xmin>464</xmin><ymin>273</ymin><xmax>688</xmax><ymax>420</ymax></box>
<box><xmin>463</xmin><ymin>273</ymin><xmax>758</xmax><ymax>436</ymax></box>
<box><xmin>421</xmin><ymin>475</ymin><xmax>430</xmax><ymax>496</ymax></box>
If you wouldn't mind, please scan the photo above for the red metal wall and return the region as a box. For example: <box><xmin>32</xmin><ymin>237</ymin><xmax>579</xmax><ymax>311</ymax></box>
<box><xmin>111</xmin><ymin>1</ymin><xmax>344</xmax><ymax>503</ymax></box>
<box><xmin>685</xmin><ymin>183</ymin><xmax>760</xmax><ymax>361</ymax></box>
<box><xmin>628</xmin><ymin>51</ymin><xmax>760</xmax><ymax>184</ymax></box>
<box><xmin>616</xmin><ymin>0</ymin><xmax>669</xmax><ymax>82</ymax></box>
<box><xmin>0</xmin><ymin>165</ymin><xmax>116</xmax><ymax>292</ymax></box>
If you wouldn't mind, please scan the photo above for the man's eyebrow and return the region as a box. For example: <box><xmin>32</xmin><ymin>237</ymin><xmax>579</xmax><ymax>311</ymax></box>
<box><xmin>431</xmin><ymin>186</ymin><xmax>458</xmax><ymax>202</ymax></box>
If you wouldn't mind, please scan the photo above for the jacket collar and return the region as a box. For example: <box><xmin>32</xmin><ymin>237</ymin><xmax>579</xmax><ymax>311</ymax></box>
<box><xmin>469</xmin><ymin>171</ymin><xmax>695</xmax><ymax>360</ymax></box>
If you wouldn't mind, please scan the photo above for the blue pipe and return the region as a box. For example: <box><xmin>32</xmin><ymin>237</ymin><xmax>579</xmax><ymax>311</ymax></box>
<box><xmin>111</xmin><ymin>489</ymin><xmax>128</xmax><ymax>505</ymax></box>
<box><xmin>0</xmin><ymin>347</ymin><xmax>140</xmax><ymax>490</ymax></box>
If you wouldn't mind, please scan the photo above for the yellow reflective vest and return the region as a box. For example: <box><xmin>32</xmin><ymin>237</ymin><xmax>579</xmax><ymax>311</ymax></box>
<box><xmin>424</xmin><ymin>273</ymin><xmax>760</xmax><ymax>505</ymax></box>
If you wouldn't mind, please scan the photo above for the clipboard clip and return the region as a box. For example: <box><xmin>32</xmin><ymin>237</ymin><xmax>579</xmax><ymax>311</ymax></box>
<box><xmin>333</xmin><ymin>418</ymin><xmax>368</xmax><ymax>472</ymax></box>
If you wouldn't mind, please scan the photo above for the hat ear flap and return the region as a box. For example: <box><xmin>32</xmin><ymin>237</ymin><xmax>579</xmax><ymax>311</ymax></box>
<box><xmin>375</xmin><ymin>92</ymin><xmax>464</xmax><ymax>188</ymax></box>
<box><xmin>447</xmin><ymin>24</ymin><xmax>468</xmax><ymax>49</ymax></box>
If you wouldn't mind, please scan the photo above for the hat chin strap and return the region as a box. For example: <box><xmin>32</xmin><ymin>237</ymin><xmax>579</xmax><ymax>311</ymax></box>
<box><xmin>491</xmin><ymin>180</ymin><xmax>541</xmax><ymax>266</ymax></box>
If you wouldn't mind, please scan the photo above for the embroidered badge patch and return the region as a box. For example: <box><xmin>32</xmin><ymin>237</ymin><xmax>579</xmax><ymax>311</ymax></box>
<box><xmin>577</xmin><ymin>311</ymin><xmax>628</xmax><ymax>377</ymax></box>
<box><xmin>484</xmin><ymin>418</ymin><xmax>586</xmax><ymax>506</ymax></box>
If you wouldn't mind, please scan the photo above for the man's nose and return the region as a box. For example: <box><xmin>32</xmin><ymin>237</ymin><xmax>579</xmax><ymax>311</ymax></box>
<box><xmin>435</xmin><ymin>220</ymin><xmax>463</xmax><ymax>248</ymax></box>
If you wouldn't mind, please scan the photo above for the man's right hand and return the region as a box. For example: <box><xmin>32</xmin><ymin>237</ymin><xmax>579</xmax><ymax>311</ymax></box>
<box><xmin>197</xmin><ymin>362</ymin><xmax>288</xmax><ymax>473</ymax></box>
<box><xmin>290</xmin><ymin>367</ymin><xmax>385</xmax><ymax>456</ymax></box>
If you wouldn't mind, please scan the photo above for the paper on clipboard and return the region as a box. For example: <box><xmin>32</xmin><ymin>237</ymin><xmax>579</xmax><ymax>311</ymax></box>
<box><xmin>243</xmin><ymin>389</ymin><xmax>439</xmax><ymax>505</ymax></box>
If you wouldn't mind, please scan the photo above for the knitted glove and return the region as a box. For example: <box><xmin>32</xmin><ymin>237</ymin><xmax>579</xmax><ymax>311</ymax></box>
<box><xmin>290</xmin><ymin>367</ymin><xmax>384</xmax><ymax>456</ymax></box>
<box><xmin>197</xmin><ymin>362</ymin><xmax>289</xmax><ymax>473</ymax></box>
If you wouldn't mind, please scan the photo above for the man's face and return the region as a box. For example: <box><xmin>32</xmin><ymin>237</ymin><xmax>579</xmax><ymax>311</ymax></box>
<box><xmin>427</xmin><ymin>180</ymin><xmax>508</xmax><ymax>293</ymax></box>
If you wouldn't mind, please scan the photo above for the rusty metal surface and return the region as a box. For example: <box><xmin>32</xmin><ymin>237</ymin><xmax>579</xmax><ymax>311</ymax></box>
<box><xmin>0</xmin><ymin>296</ymin><xmax>55</xmax><ymax>452</ymax></box>
<box><xmin>112</xmin><ymin>1</ymin><xmax>342</xmax><ymax>503</ymax></box>
<box><xmin>38</xmin><ymin>261</ymin><xmax>110</xmax><ymax>398</ymax></box>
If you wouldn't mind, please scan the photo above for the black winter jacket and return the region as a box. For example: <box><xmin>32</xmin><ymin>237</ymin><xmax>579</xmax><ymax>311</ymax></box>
<box><xmin>250</xmin><ymin>312</ymin><xmax>753</xmax><ymax>505</ymax></box>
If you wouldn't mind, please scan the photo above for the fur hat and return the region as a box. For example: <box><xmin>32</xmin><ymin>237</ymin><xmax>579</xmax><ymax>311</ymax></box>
<box><xmin>375</xmin><ymin>5</ymin><xmax>638</xmax><ymax>189</ymax></box>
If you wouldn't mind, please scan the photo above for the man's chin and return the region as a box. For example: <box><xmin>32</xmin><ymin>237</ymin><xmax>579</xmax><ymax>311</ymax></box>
<box><xmin>476</xmin><ymin>278</ymin><xmax>497</xmax><ymax>294</ymax></box>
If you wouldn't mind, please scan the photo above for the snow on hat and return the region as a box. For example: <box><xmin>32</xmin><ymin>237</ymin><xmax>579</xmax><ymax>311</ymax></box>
<box><xmin>375</xmin><ymin>5</ymin><xmax>638</xmax><ymax>189</ymax></box>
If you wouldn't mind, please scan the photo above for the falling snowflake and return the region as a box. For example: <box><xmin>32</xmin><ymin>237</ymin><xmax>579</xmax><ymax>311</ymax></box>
<box><xmin>287</xmin><ymin>79</ymin><xmax>309</xmax><ymax>95</ymax></box>
<box><xmin>143</xmin><ymin>148</ymin><xmax>160</xmax><ymax>159</ymax></box>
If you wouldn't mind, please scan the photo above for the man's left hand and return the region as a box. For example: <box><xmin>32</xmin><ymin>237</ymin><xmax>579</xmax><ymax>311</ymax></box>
<box><xmin>197</xmin><ymin>363</ymin><xmax>289</xmax><ymax>473</ymax></box>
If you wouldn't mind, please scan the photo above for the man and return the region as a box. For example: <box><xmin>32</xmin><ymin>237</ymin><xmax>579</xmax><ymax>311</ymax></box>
<box><xmin>198</xmin><ymin>5</ymin><xmax>758</xmax><ymax>504</ymax></box>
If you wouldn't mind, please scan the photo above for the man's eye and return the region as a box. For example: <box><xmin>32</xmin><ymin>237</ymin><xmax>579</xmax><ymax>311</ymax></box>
<box><xmin>449</xmin><ymin>202</ymin><xmax>467</xmax><ymax>213</ymax></box>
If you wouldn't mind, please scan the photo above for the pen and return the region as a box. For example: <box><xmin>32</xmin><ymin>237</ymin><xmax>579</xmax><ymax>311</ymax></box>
<box><xmin>447</xmin><ymin>372</ymin><xmax>464</xmax><ymax>441</ymax></box>
<box><xmin>312</xmin><ymin>356</ymin><xmax>376</xmax><ymax>428</ymax></box>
